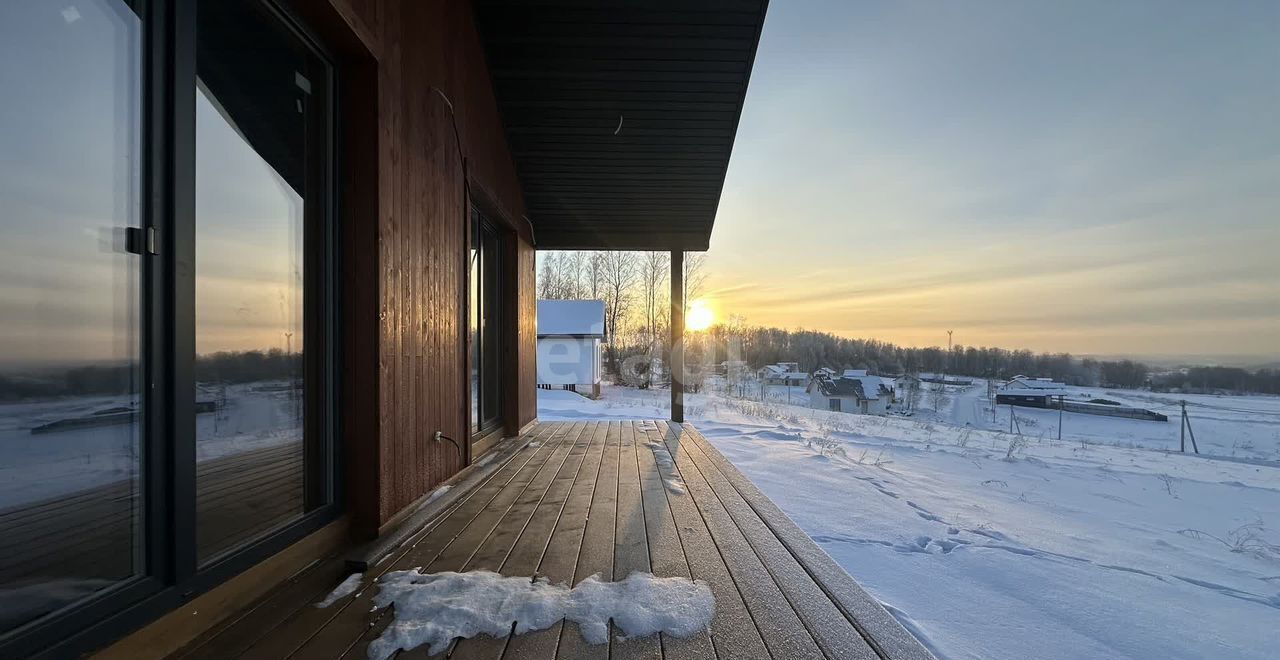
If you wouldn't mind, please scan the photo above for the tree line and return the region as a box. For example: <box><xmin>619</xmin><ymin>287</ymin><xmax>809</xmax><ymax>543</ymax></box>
<box><xmin>694</xmin><ymin>323</ymin><xmax>1280</xmax><ymax>394</ymax></box>
<box><xmin>0</xmin><ymin>349</ymin><xmax>302</xmax><ymax>401</ymax></box>
<box><xmin>537</xmin><ymin>251</ymin><xmax>1279</xmax><ymax>395</ymax></box>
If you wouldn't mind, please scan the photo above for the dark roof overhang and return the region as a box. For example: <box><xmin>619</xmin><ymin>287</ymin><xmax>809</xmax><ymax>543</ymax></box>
<box><xmin>474</xmin><ymin>0</ymin><xmax>769</xmax><ymax>251</ymax></box>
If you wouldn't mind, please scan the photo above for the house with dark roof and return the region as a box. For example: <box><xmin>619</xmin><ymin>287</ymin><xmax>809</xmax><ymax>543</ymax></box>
<box><xmin>807</xmin><ymin>373</ymin><xmax>892</xmax><ymax>414</ymax></box>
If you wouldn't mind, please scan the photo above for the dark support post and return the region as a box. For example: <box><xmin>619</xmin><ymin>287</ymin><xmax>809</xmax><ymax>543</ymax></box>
<box><xmin>670</xmin><ymin>250</ymin><xmax>684</xmax><ymax>423</ymax></box>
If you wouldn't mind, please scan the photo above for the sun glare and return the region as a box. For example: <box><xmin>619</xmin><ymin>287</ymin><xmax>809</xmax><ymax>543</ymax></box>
<box><xmin>686</xmin><ymin>300</ymin><xmax>714</xmax><ymax>331</ymax></box>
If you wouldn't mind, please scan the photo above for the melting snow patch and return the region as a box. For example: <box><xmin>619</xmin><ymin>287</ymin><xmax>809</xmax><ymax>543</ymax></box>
<box><xmin>427</xmin><ymin>484</ymin><xmax>452</xmax><ymax>502</ymax></box>
<box><xmin>316</xmin><ymin>572</ymin><xmax>363</xmax><ymax>608</ymax></box>
<box><xmin>367</xmin><ymin>570</ymin><xmax>714</xmax><ymax>659</ymax></box>
<box><xmin>644</xmin><ymin>441</ymin><xmax>686</xmax><ymax>494</ymax></box>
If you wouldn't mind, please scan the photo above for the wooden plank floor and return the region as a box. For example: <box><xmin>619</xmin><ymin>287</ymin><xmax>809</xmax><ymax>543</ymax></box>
<box><xmin>178</xmin><ymin>421</ymin><xmax>934</xmax><ymax>660</ymax></box>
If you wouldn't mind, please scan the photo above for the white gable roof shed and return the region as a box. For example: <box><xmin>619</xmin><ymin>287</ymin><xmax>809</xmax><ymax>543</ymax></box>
<box><xmin>537</xmin><ymin>300</ymin><xmax>606</xmax><ymax>338</ymax></box>
<box><xmin>537</xmin><ymin>300</ymin><xmax>606</xmax><ymax>391</ymax></box>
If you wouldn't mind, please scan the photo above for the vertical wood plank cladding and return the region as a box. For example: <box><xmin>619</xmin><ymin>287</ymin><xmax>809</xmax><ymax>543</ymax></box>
<box><xmin>516</xmin><ymin>237</ymin><xmax>538</xmax><ymax>429</ymax></box>
<box><xmin>302</xmin><ymin>0</ymin><xmax>536</xmax><ymax>531</ymax></box>
<box><xmin>366</xmin><ymin>0</ymin><xmax>531</xmax><ymax>526</ymax></box>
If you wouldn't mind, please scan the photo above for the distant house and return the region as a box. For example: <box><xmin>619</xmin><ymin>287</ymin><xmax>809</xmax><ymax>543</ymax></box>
<box><xmin>894</xmin><ymin>374</ymin><xmax>921</xmax><ymax>390</ymax></box>
<box><xmin>808</xmin><ymin>373</ymin><xmax>892</xmax><ymax>414</ymax></box>
<box><xmin>813</xmin><ymin>367</ymin><xmax>837</xmax><ymax>380</ymax></box>
<box><xmin>536</xmin><ymin>300</ymin><xmax>606</xmax><ymax>398</ymax></box>
<box><xmin>1003</xmin><ymin>375</ymin><xmax>1065</xmax><ymax>391</ymax></box>
<box><xmin>757</xmin><ymin>363</ymin><xmax>808</xmax><ymax>386</ymax></box>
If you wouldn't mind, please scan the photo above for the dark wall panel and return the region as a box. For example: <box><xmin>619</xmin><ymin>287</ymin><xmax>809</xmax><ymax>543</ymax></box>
<box><xmin>305</xmin><ymin>0</ymin><xmax>534</xmax><ymax>534</ymax></box>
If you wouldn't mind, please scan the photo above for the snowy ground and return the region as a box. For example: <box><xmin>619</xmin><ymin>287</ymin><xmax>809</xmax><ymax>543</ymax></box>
<box><xmin>540</xmin><ymin>384</ymin><xmax>1280</xmax><ymax>660</ymax></box>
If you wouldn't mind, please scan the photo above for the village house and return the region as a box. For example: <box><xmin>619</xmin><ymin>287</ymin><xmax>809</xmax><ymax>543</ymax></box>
<box><xmin>757</xmin><ymin>363</ymin><xmax>808</xmax><ymax>386</ymax></box>
<box><xmin>1003</xmin><ymin>375</ymin><xmax>1067</xmax><ymax>391</ymax></box>
<box><xmin>536</xmin><ymin>300</ymin><xmax>606</xmax><ymax>398</ymax></box>
<box><xmin>808</xmin><ymin>373</ymin><xmax>891</xmax><ymax>414</ymax></box>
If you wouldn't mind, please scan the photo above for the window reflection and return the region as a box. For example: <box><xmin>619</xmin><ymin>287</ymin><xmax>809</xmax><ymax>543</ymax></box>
<box><xmin>194</xmin><ymin>0</ymin><xmax>325</xmax><ymax>562</ymax></box>
<box><xmin>0</xmin><ymin>0</ymin><xmax>142</xmax><ymax>632</ymax></box>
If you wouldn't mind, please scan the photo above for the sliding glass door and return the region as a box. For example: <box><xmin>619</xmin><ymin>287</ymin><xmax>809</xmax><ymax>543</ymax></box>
<box><xmin>194</xmin><ymin>0</ymin><xmax>331</xmax><ymax>565</ymax></box>
<box><xmin>470</xmin><ymin>209</ymin><xmax>503</xmax><ymax>437</ymax></box>
<box><xmin>0</xmin><ymin>0</ymin><xmax>144</xmax><ymax>634</ymax></box>
<box><xmin>0</xmin><ymin>0</ymin><xmax>338</xmax><ymax>653</ymax></box>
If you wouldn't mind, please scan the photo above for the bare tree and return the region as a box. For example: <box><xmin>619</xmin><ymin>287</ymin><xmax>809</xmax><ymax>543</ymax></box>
<box><xmin>565</xmin><ymin>251</ymin><xmax>588</xmax><ymax>299</ymax></box>
<box><xmin>599</xmin><ymin>252</ymin><xmax>639</xmax><ymax>372</ymax></box>
<box><xmin>537</xmin><ymin>252</ymin><xmax>562</xmax><ymax>299</ymax></box>
<box><xmin>587</xmin><ymin>252</ymin><xmax>605</xmax><ymax>300</ymax></box>
<box><xmin>683</xmin><ymin>252</ymin><xmax>709</xmax><ymax>303</ymax></box>
<box><xmin>640</xmin><ymin>252</ymin><xmax>669</xmax><ymax>350</ymax></box>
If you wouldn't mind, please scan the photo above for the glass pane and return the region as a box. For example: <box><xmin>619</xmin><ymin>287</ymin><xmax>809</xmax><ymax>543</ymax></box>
<box><xmin>195</xmin><ymin>0</ymin><xmax>324</xmax><ymax>562</ymax></box>
<box><xmin>480</xmin><ymin>228</ymin><xmax>501</xmax><ymax>428</ymax></box>
<box><xmin>470</xmin><ymin>216</ymin><xmax>481</xmax><ymax>434</ymax></box>
<box><xmin>0</xmin><ymin>0</ymin><xmax>142</xmax><ymax>633</ymax></box>
<box><xmin>471</xmin><ymin>215</ymin><xmax>502</xmax><ymax>436</ymax></box>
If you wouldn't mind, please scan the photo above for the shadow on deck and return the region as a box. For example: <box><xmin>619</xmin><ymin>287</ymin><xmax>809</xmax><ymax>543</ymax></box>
<box><xmin>173</xmin><ymin>421</ymin><xmax>933</xmax><ymax>659</ymax></box>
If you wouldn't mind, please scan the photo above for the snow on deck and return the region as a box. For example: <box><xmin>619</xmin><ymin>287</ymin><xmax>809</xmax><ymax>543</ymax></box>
<box><xmin>366</xmin><ymin>570</ymin><xmax>714</xmax><ymax>658</ymax></box>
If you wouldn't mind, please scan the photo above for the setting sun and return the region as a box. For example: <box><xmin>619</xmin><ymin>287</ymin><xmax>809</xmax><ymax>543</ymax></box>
<box><xmin>686</xmin><ymin>300</ymin><xmax>714</xmax><ymax>332</ymax></box>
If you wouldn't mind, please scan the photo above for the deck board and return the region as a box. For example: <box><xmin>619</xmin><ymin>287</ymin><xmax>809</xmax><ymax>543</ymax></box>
<box><xmin>184</xmin><ymin>420</ymin><xmax>934</xmax><ymax>660</ymax></box>
<box><xmin>612</xmin><ymin>420</ymin><xmax>663</xmax><ymax>660</ymax></box>
<box><xmin>288</xmin><ymin>423</ymin><xmax>569</xmax><ymax>660</ymax></box>
<box><xmin>501</xmin><ymin>421</ymin><xmax>608</xmax><ymax>659</ymax></box>
<box><xmin>674</xmin><ymin>424</ymin><xmax>878</xmax><ymax>660</ymax></box>
<box><xmin>640</xmin><ymin>422</ymin><xmax>769</xmax><ymax>660</ymax></box>
<box><xmin>635</xmin><ymin>421</ymin><xmax>715</xmax><ymax>660</ymax></box>
<box><xmin>554</xmin><ymin>419</ymin><xmax>621</xmax><ymax>660</ymax></box>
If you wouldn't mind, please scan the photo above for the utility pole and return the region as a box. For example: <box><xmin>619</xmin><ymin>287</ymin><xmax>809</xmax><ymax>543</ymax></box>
<box><xmin>1180</xmin><ymin>401</ymin><xmax>1199</xmax><ymax>454</ymax></box>
<box><xmin>1057</xmin><ymin>394</ymin><xmax>1064</xmax><ymax>442</ymax></box>
<box><xmin>1179</xmin><ymin>400</ymin><xmax>1185</xmax><ymax>452</ymax></box>
<box><xmin>1010</xmin><ymin>404</ymin><xmax>1015</xmax><ymax>433</ymax></box>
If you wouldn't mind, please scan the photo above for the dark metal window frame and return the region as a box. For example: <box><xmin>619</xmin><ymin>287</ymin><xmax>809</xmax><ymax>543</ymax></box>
<box><xmin>470</xmin><ymin>206</ymin><xmax>505</xmax><ymax>439</ymax></box>
<box><xmin>0</xmin><ymin>1</ymin><xmax>342</xmax><ymax>656</ymax></box>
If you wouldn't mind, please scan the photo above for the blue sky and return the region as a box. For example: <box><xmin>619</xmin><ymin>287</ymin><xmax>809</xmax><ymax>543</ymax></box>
<box><xmin>707</xmin><ymin>0</ymin><xmax>1280</xmax><ymax>359</ymax></box>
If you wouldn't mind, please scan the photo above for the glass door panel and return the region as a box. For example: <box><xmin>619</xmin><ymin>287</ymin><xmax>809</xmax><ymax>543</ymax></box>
<box><xmin>0</xmin><ymin>0</ymin><xmax>143</xmax><ymax>633</ymax></box>
<box><xmin>470</xmin><ymin>211</ymin><xmax>503</xmax><ymax>437</ymax></box>
<box><xmin>194</xmin><ymin>0</ymin><xmax>327</xmax><ymax>563</ymax></box>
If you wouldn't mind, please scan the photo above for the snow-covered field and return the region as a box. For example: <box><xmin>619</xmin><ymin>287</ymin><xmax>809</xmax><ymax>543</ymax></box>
<box><xmin>540</xmin><ymin>384</ymin><xmax>1280</xmax><ymax>660</ymax></box>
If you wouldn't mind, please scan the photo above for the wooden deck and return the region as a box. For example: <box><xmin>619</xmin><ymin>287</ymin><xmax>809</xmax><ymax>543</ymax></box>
<box><xmin>176</xmin><ymin>421</ymin><xmax>933</xmax><ymax>660</ymax></box>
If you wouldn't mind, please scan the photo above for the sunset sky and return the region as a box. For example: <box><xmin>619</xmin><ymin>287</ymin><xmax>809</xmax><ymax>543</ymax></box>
<box><xmin>703</xmin><ymin>0</ymin><xmax>1280</xmax><ymax>360</ymax></box>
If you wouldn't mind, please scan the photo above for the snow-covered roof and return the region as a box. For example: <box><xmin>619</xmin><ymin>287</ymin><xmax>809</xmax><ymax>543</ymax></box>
<box><xmin>842</xmin><ymin>369</ymin><xmax>869</xmax><ymax>378</ymax></box>
<box><xmin>811</xmin><ymin>375</ymin><xmax>888</xmax><ymax>400</ymax></box>
<box><xmin>537</xmin><ymin>299</ymin><xmax>606</xmax><ymax>337</ymax></box>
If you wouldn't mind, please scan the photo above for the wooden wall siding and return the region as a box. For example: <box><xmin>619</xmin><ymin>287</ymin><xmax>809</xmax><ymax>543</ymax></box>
<box><xmin>516</xmin><ymin>237</ymin><xmax>538</xmax><ymax>429</ymax></box>
<box><xmin>303</xmin><ymin>0</ymin><xmax>534</xmax><ymax>532</ymax></box>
